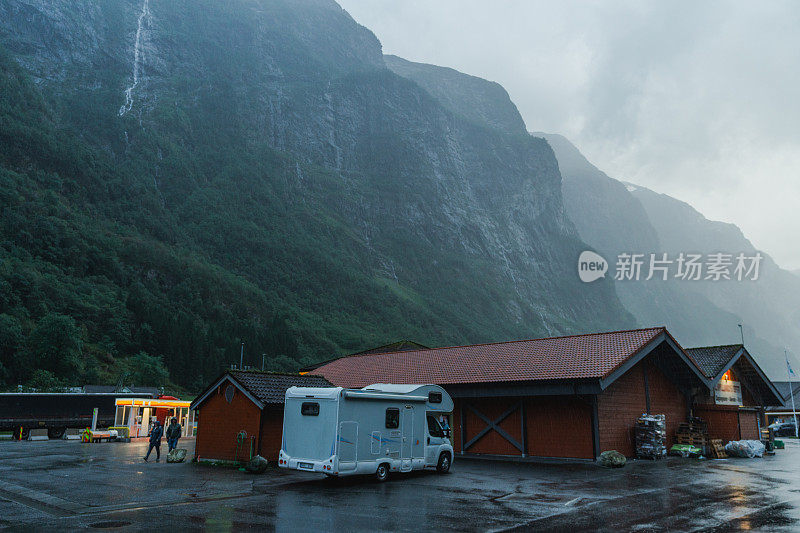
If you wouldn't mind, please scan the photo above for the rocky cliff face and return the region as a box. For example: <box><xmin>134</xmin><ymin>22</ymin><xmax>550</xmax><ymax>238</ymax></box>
<box><xmin>379</xmin><ymin>51</ymin><xmax>800</xmax><ymax>378</ymax></box>
<box><xmin>0</xmin><ymin>0</ymin><xmax>633</xmax><ymax>386</ymax></box>
<box><xmin>384</xmin><ymin>55</ymin><xmax>527</xmax><ymax>135</ymax></box>
<box><xmin>543</xmin><ymin>132</ymin><xmax>800</xmax><ymax>378</ymax></box>
<box><xmin>541</xmin><ymin>133</ymin><xmax>745</xmax><ymax>348</ymax></box>
<box><xmin>629</xmin><ymin>183</ymin><xmax>800</xmax><ymax>377</ymax></box>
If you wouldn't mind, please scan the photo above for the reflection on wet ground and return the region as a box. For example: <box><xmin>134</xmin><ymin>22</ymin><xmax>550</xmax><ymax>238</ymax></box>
<box><xmin>0</xmin><ymin>438</ymin><xmax>798</xmax><ymax>531</ymax></box>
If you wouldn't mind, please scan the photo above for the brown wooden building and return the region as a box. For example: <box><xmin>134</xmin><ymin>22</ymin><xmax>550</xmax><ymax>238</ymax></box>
<box><xmin>190</xmin><ymin>371</ymin><xmax>331</xmax><ymax>462</ymax></box>
<box><xmin>313</xmin><ymin>327</ymin><xmax>714</xmax><ymax>459</ymax></box>
<box><xmin>686</xmin><ymin>345</ymin><xmax>783</xmax><ymax>441</ymax></box>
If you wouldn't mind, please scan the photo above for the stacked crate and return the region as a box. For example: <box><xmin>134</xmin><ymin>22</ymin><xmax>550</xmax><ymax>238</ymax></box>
<box><xmin>635</xmin><ymin>413</ymin><xmax>666</xmax><ymax>459</ymax></box>
<box><xmin>675</xmin><ymin>418</ymin><xmax>709</xmax><ymax>453</ymax></box>
<box><xmin>709</xmin><ymin>439</ymin><xmax>728</xmax><ymax>458</ymax></box>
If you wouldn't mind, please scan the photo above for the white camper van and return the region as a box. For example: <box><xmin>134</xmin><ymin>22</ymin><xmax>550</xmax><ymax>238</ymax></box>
<box><xmin>279</xmin><ymin>384</ymin><xmax>454</xmax><ymax>481</ymax></box>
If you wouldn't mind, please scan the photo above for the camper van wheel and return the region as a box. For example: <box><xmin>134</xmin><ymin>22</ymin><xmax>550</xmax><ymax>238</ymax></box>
<box><xmin>436</xmin><ymin>453</ymin><xmax>451</xmax><ymax>474</ymax></box>
<box><xmin>375</xmin><ymin>463</ymin><xmax>390</xmax><ymax>482</ymax></box>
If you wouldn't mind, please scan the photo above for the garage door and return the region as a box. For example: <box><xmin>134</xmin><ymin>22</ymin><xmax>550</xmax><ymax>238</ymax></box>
<box><xmin>454</xmin><ymin>396</ymin><xmax>593</xmax><ymax>458</ymax></box>
<box><xmin>739</xmin><ymin>410</ymin><xmax>759</xmax><ymax>440</ymax></box>
<box><xmin>458</xmin><ymin>397</ymin><xmax>524</xmax><ymax>456</ymax></box>
<box><xmin>525</xmin><ymin>396</ymin><xmax>594</xmax><ymax>459</ymax></box>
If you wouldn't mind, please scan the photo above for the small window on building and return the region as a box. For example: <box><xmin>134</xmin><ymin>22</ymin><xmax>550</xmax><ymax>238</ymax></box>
<box><xmin>428</xmin><ymin>391</ymin><xmax>442</xmax><ymax>404</ymax></box>
<box><xmin>385</xmin><ymin>408</ymin><xmax>400</xmax><ymax>429</ymax></box>
<box><xmin>301</xmin><ymin>402</ymin><xmax>319</xmax><ymax>416</ymax></box>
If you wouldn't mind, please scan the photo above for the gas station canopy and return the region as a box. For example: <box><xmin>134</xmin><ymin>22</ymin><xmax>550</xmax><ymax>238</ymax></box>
<box><xmin>114</xmin><ymin>398</ymin><xmax>193</xmax><ymax>409</ymax></box>
<box><xmin>114</xmin><ymin>397</ymin><xmax>195</xmax><ymax>438</ymax></box>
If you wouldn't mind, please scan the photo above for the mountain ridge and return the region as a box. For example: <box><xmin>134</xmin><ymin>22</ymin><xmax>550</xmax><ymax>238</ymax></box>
<box><xmin>0</xmin><ymin>0</ymin><xmax>632</xmax><ymax>390</ymax></box>
<box><xmin>542</xmin><ymin>133</ymin><xmax>800</xmax><ymax>378</ymax></box>
<box><xmin>379</xmin><ymin>52</ymin><xmax>800</xmax><ymax>377</ymax></box>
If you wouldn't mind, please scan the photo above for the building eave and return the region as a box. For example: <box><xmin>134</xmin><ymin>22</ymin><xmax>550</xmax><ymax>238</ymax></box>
<box><xmin>190</xmin><ymin>373</ymin><xmax>266</xmax><ymax>411</ymax></box>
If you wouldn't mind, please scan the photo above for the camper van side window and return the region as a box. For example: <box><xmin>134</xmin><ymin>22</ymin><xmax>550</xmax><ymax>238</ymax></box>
<box><xmin>385</xmin><ymin>408</ymin><xmax>399</xmax><ymax>429</ymax></box>
<box><xmin>428</xmin><ymin>391</ymin><xmax>442</xmax><ymax>404</ymax></box>
<box><xmin>301</xmin><ymin>402</ymin><xmax>319</xmax><ymax>416</ymax></box>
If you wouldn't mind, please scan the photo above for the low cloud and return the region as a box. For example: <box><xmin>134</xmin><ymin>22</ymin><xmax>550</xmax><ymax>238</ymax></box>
<box><xmin>340</xmin><ymin>0</ymin><xmax>800</xmax><ymax>269</ymax></box>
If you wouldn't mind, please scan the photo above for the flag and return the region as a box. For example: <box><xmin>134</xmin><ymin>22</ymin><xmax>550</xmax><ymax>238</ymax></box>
<box><xmin>788</xmin><ymin>357</ymin><xmax>796</xmax><ymax>378</ymax></box>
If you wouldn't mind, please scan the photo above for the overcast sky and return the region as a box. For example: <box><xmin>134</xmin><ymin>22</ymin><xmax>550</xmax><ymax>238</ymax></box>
<box><xmin>339</xmin><ymin>0</ymin><xmax>800</xmax><ymax>270</ymax></box>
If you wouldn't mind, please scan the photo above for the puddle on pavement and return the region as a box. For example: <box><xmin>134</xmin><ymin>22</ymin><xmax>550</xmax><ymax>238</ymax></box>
<box><xmin>89</xmin><ymin>520</ymin><xmax>132</xmax><ymax>529</ymax></box>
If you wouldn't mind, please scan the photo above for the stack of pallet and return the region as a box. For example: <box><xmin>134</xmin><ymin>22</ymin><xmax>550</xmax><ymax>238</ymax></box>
<box><xmin>635</xmin><ymin>413</ymin><xmax>666</xmax><ymax>459</ymax></box>
<box><xmin>709</xmin><ymin>439</ymin><xmax>728</xmax><ymax>458</ymax></box>
<box><xmin>675</xmin><ymin>418</ymin><xmax>709</xmax><ymax>452</ymax></box>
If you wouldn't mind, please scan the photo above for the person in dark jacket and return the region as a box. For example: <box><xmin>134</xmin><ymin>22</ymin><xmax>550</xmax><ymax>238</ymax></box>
<box><xmin>166</xmin><ymin>417</ymin><xmax>182</xmax><ymax>452</ymax></box>
<box><xmin>143</xmin><ymin>420</ymin><xmax>163</xmax><ymax>462</ymax></box>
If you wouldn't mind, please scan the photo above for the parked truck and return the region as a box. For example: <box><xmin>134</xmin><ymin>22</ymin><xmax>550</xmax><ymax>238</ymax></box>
<box><xmin>279</xmin><ymin>383</ymin><xmax>454</xmax><ymax>481</ymax></box>
<box><xmin>0</xmin><ymin>392</ymin><xmax>153</xmax><ymax>439</ymax></box>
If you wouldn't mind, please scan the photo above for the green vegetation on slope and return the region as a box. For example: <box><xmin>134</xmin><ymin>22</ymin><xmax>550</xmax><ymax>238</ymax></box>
<box><xmin>0</xmin><ymin>0</ymin><xmax>633</xmax><ymax>392</ymax></box>
<box><xmin>0</xmin><ymin>45</ymin><xmax>527</xmax><ymax>391</ymax></box>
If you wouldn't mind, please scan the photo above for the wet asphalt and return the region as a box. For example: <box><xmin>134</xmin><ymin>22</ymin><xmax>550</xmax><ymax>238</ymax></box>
<box><xmin>0</xmin><ymin>438</ymin><xmax>798</xmax><ymax>531</ymax></box>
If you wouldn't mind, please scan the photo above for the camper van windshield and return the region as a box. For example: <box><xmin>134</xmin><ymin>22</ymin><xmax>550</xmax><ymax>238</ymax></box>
<box><xmin>427</xmin><ymin>415</ymin><xmax>445</xmax><ymax>437</ymax></box>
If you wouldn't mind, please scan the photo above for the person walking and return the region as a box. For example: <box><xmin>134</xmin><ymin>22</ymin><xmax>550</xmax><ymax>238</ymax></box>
<box><xmin>166</xmin><ymin>417</ymin><xmax>182</xmax><ymax>453</ymax></box>
<box><xmin>143</xmin><ymin>420</ymin><xmax>163</xmax><ymax>462</ymax></box>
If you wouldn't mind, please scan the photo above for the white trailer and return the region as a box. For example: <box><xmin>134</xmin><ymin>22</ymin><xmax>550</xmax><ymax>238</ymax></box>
<box><xmin>279</xmin><ymin>384</ymin><xmax>454</xmax><ymax>481</ymax></box>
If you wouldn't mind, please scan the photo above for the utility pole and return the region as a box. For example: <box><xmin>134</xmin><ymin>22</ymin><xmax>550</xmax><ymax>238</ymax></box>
<box><xmin>262</xmin><ymin>354</ymin><xmax>266</xmax><ymax>372</ymax></box>
<box><xmin>738</xmin><ymin>324</ymin><xmax>744</xmax><ymax>345</ymax></box>
<box><xmin>787</xmin><ymin>348</ymin><xmax>798</xmax><ymax>438</ymax></box>
<box><xmin>240</xmin><ymin>342</ymin><xmax>244</xmax><ymax>370</ymax></box>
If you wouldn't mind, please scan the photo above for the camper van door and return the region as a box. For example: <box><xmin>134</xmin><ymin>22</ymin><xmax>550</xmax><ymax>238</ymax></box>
<box><xmin>338</xmin><ymin>421</ymin><xmax>358</xmax><ymax>472</ymax></box>
<box><xmin>401</xmin><ymin>406</ymin><xmax>414</xmax><ymax>471</ymax></box>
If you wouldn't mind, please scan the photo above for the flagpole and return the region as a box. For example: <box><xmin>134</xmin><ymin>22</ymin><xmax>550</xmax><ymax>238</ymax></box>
<box><xmin>787</xmin><ymin>349</ymin><xmax>798</xmax><ymax>439</ymax></box>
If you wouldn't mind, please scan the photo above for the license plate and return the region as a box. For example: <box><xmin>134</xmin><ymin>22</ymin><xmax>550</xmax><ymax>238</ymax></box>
<box><xmin>298</xmin><ymin>462</ymin><xmax>313</xmax><ymax>470</ymax></box>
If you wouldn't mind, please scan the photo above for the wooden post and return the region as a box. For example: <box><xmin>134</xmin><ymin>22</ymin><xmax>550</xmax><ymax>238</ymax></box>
<box><xmin>591</xmin><ymin>395</ymin><xmax>601</xmax><ymax>460</ymax></box>
<box><xmin>520</xmin><ymin>398</ymin><xmax>528</xmax><ymax>457</ymax></box>
<box><xmin>459</xmin><ymin>400</ymin><xmax>466</xmax><ymax>455</ymax></box>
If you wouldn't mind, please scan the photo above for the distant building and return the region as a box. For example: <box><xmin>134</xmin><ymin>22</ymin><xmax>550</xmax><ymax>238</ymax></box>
<box><xmin>765</xmin><ymin>380</ymin><xmax>800</xmax><ymax>426</ymax></box>
<box><xmin>298</xmin><ymin>340</ymin><xmax>429</xmax><ymax>373</ymax></box>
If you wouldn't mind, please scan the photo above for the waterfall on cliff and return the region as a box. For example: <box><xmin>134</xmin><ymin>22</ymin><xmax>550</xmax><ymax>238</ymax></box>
<box><xmin>119</xmin><ymin>0</ymin><xmax>151</xmax><ymax>117</ymax></box>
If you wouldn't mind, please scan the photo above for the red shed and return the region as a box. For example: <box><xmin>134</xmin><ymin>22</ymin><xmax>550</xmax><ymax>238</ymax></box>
<box><xmin>313</xmin><ymin>327</ymin><xmax>710</xmax><ymax>459</ymax></box>
<box><xmin>190</xmin><ymin>371</ymin><xmax>331</xmax><ymax>463</ymax></box>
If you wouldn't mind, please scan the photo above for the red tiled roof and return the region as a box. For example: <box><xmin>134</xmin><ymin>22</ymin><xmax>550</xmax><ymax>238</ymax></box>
<box><xmin>315</xmin><ymin>327</ymin><xmax>668</xmax><ymax>388</ymax></box>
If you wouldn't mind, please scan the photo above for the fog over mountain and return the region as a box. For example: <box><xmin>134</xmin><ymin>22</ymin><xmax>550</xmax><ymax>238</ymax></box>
<box><xmin>541</xmin><ymin>133</ymin><xmax>800</xmax><ymax>379</ymax></box>
<box><xmin>339</xmin><ymin>0</ymin><xmax>800</xmax><ymax>271</ymax></box>
<box><xmin>382</xmin><ymin>52</ymin><xmax>800</xmax><ymax>378</ymax></box>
